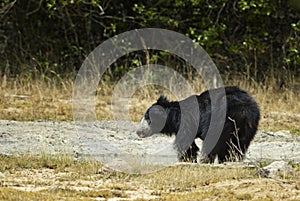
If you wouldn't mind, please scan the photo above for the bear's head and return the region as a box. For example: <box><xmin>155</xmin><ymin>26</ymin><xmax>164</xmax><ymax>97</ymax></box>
<box><xmin>136</xmin><ymin>95</ymin><xmax>170</xmax><ymax>138</ymax></box>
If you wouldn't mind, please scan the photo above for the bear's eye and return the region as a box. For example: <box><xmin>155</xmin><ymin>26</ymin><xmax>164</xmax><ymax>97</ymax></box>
<box><xmin>143</xmin><ymin>111</ymin><xmax>151</xmax><ymax>125</ymax></box>
<box><xmin>145</xmin><ymin>112</ymin><xmax>149</xmax><ymax>120</ymax></box>
<box><xmin>146</xmin><ymin>119</ymin><xmax>151</xmax><ymax>125</ymax></box>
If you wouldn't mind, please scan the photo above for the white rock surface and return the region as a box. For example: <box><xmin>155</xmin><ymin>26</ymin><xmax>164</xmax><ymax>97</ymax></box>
<box><xmin>0</xmin><ymin>120</ymin><xmax>299</xmax><ymax>173</ymax></box>
<box><xmin>256</xmin><ymin>160</ymin><xmax>295</xmax><ymax>179</ymax></box>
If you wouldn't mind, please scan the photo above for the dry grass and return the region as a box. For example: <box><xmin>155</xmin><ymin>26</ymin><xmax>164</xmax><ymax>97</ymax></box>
<box><xmin>0</xmin><ymin>74</ymin><xmax>299</xmax><ymax>132</ymax></box>
<box><xmin>0</xmin><ymin>154</ymin><xmax>299</xmax><ymax>201</ymax></box>
<box><xmin>0</xmin><ymin>77</ymin><xmax>73</xmax><ymax>121</ymax></box>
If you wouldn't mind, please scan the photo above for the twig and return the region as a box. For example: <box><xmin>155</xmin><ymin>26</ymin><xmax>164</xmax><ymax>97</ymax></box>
<box><xmin>0</xmin><ymin>0</ymin><xmax>16</xmax><ymax>18</ymax></box>
<box><xmin>214</xmin><ymin>2</ymin><xmax>226</xmax><ymax>27</ymax></box>
<box><xmin>227</xmin><ymin>116</ymin><xmax>261</xmax><ymax>169</ymax></box>
<box><xmin>228</xmin><ymin>116</ymin><xmax>242</xmax><ymax>152</ymax></box>
<box><xmin>26</xmin><ymin>0</ymin><xmax>43</xmax><ymax>16</ymax></box>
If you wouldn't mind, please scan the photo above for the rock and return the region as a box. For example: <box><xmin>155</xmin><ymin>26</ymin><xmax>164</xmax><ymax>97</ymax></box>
<box><xmin>102</xmin><ymin>159</ymin><xmax>133</xmax><ymax>173</ymax></box>
<box><xmin>256</xmin><ymin>161</ymin><xmax>295</xmax><ymax>179</ymax></box>
<box><xmin>169</xmin><ymin>187</ymin><xmax>177</xmax><ymax>192</ymax></box>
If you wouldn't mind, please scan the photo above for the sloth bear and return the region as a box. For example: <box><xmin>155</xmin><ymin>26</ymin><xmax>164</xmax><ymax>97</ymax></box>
<box><xmin>136</xmin><ymin>86</ymin><xmax>260</xmax><ymax>163</ymax></box>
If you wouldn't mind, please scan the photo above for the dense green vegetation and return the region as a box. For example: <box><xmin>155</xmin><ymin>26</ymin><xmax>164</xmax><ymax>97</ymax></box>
<box><xmin>0</xmin><ymin>0</ymin><xmax>299</xmax><ymax>82</ymax></box>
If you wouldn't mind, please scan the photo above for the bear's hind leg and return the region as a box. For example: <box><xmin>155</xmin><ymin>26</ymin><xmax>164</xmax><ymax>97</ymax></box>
<box><xmin>178</xmin><ymin>141</ymin><xmax>199</xmax><ymax>163</ymax></box>
<box><xmin>200</xmin><ymin>154</ymin><xmax>216</xmax><ymax>163</ymax></box>
<box><xmin>217</xmin><ymin>143</ymin><xmax>245</xmax><ymax>163</ymax></box>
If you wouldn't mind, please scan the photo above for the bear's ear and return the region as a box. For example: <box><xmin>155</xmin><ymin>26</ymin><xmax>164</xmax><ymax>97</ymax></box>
<box><xmin>157</xmin><ymin>95</ymin><xmax>169</xmax><ymax>106</ymax></box>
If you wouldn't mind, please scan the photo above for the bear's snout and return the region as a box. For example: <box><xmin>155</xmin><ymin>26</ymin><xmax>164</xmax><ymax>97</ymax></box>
<box><xmin>136</xmin><ymin>128</ymin><xmax>153</xmax><ymax>138</ymax></box>
<box><xmin>136</xmin><ymin>116</ymin><xmax>153</xmax><ymax>138</ymax></box>
<box><xmin>136</xmin><ymin>130</ymin><xmax>146</xmax><ymax>138</ymax></box>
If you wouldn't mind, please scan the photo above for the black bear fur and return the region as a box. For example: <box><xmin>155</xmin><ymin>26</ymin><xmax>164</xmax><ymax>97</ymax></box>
<box><xmin>136</xmin><ymin>86</ymin><xmax>260</xmax><ymax>163</ymax></box>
